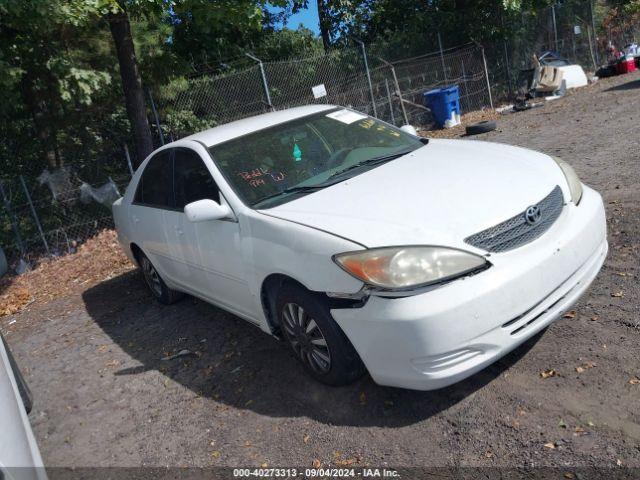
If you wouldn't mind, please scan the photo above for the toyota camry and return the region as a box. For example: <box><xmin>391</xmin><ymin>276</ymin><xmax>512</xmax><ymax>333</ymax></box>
<box><xmin>112</xmin><ymin>105</ymin><xmax>607</xmax><ymax>390</ymax></box>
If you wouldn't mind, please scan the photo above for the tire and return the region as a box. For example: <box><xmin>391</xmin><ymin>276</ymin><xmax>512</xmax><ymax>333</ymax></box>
<box><xmin>138</xmin><ymin>252</ymin><xmax>184</xmax><ymax>305</ymax></box>
<box><xmin>276</xmin><ymin>283</ymin><xmax>366</xmax><ymax>386</ymax></box>
<box><xmin>465</xmin><ymin>120</ymin><xmax>497</xmax><ymax>136</ymax></box>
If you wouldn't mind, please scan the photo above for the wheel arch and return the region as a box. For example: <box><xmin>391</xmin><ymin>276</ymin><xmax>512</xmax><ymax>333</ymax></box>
<box><xmin>259</xmin><ymin>273</ymin><xmax>366</xmax><ymax>337</ymax></box>
<box><xmin>260</xmin><ymin>273</ymin><xmax>309</xmax><ymax>336</ymax></box>
<box><xmin>129</xmin><ymin>242</ymin><xmax>143</xmax><ymax>266</ymax></box>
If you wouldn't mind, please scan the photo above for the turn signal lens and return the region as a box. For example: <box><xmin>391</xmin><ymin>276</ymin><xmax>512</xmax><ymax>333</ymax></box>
<box><xmin>334</xmin><ymin>246</ymin><xmax>488</xmax><ymax>290</ymax></box>
<box><xmin>552</xmin><ymin>156</ymin><xmax>583</xmax><ymax>205</ymax></box>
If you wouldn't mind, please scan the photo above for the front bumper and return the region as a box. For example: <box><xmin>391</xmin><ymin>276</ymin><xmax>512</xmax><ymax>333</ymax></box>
<box><xmin>331</xmin><ymin>185</ymin><xmax>607</xmax><ymax>390</ymax></box>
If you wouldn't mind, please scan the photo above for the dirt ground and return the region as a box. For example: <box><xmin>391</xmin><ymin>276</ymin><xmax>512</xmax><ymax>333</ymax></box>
<box><xmin>1</xmin><ymin>70</ymin><xmax>639</xmax><ymax>472</ymax></box>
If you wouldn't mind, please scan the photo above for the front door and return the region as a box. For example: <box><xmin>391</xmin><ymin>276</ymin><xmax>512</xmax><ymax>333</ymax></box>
<box><xmin>169</xmin><ymin>148</ymin><xmax>254</xmax><ymax>319</ymax></box>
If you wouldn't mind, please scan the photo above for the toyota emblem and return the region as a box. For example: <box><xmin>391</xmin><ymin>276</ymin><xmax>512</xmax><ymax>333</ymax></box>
<box><xmin>524</xmin><ymin>205</ymin><xmax>542</xmax><ymax>225</ymax></box>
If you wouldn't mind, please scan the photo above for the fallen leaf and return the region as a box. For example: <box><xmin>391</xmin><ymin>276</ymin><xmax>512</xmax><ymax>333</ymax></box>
<box><xmin>611</xmin><ymin>291</ymin><xmax>624</xmax><ymax>298</ymax></box>
<box><xmin>484</xmin><ymin>450</ymin><xmax>494</xmax><ymax>458</ymax></box>
<box><xmin>576</xmin><ymin>362</ymin><xmax>596</xmax><ymax>373</ymax></box>
<box><xmin>210</xmin><ymin>451</ymin><xmax>221</xmax><ymax>459</ymax></box>
<box><xmin>303</xmin><ymin>435</ymin><xmax>310</xmax><ymax>444</ymax></box>
<box><xmin>261</xmin><ymin>463</ymin><xmax>268</xmax><ymax>468</ymax></box>
<box><xmin>335</xmin><ymin>458</ymin><xmax>356</xmax><ymax>466</ymax></box>
<box><xmin>629</xmin><ymin>377</ymin><xmax>640</xmax><ymax>385</ymax></box>
<box><xmin>563</xmin><ymin>311</ymin><xmax>576</xmax><ymax>319</ymax></box>
<box><xmin>590</xmin><ymin>316</ymin><xmax>599</xmax><ymax>321</ymax></box>
<box><xmin>564</xmin><ymin>473</ymin><xmax>575</xmax><ymax>479</ymax></box>
<box><xmin>543</xmin><ymin>442</ymin><xmax>556</xmax><ymax>449</ymax></box>
<box><xmin>574</xmin><ymin>426</ymin><xmax>586</xmax><ymax>436</ymax></box>
<box><xmin>558</xmin><ymin>419</ymin><xmax>567</xmax><ymax>429</ymax></box>
<box><xmin>587</xmin><ymin>421</ymin><xmax>595</xmax><ymax>427</ymax></box>
<box><xmin>312</xmin><ymin>459</ymin><xmax>321</xmax><ymax>468</ymax></box>
<box><xmin>617</xmin><ymin>459</ymin><xmax>623</xmax><ymax>466</ymax></box>
<box><xmin>540</xmin><ymin>369</ymin><xmax>557</xmax><ymax>379</ymax></box>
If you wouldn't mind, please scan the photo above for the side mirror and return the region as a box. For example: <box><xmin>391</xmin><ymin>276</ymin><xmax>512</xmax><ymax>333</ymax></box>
<box><xmin>399</xmin><ymin>124</ymin><xmax>418</xmax><ymax>136</ymax></box>
<box><xmin>184</xmin><ymin>199</ymin><xmax>231</xmax><ymax>222</ymax></box>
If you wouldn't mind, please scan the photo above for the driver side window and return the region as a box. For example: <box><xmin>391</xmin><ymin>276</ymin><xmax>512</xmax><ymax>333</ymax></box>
<box><xmin>173</xmin><ymin>148</ymin><xmax>220</xmax><ymax>209</ymax></box>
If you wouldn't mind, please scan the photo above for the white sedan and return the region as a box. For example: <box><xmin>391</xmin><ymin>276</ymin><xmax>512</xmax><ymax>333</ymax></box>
<box><xmin>0</xmin><ymin>333</ymin><xmax>46</xmax><ymax>480</ymax></box>
<box><xmin>113</xmin><ymin>105</ymin><xmax>607</xmax><ymax>390</ymax></box>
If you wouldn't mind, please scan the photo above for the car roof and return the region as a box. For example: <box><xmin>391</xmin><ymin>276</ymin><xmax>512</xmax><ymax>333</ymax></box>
<box><xmin>184</xmin><ymin>104</ymin><xmax>337</xmax><ymax>147</ymax></box>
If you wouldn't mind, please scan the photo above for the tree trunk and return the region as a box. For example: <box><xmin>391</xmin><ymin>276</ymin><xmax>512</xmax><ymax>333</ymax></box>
<box><xmin>108</xmin><ymin>8</ymin><xmax>153</xmax><ymax>166</ymax></box>
<box><xmin>317</xmin><ymin>0</ymin><xmax>331</xmax><ymax>51</ymax></box>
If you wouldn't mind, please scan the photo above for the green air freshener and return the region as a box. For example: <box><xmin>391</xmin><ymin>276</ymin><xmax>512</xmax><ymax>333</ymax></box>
<box><xmin>293</xmin><ymin>143</ymin><xmax>302</xmax><ymax>162</ymax></box>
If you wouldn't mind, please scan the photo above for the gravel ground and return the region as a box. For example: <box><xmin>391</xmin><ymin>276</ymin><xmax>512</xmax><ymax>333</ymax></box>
<box><xmin>2</xmin><ymin>70</ymin><xmax>639</xmax><ymax>471</ymax></box>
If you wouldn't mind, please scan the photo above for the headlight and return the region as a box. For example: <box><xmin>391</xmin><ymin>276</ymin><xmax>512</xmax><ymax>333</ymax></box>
<box><xmin>552</xmin><ymin>156</ymin><xmax>583</xmax><ymax>204</ymax></box>
<box><xmin>333</xmin><ymin>246</ymin><xmax>489</xmax><ymax>290</ymax></box>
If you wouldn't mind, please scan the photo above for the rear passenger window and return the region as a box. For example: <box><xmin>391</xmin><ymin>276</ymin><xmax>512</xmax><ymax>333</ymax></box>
<box><xmin>134</xmin><ymin>150</ymin><xmax>173</xmax><ymax>208</ymax></box>
<box><xmin>173</xmin><ymin>148</ymin><xmax>220</xmax><ymax>209</ymax></box>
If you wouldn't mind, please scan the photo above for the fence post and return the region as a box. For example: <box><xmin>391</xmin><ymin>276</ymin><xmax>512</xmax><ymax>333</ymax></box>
<box><xmin>589</xmin><ymin>0</ymin><xmax>600</xmax><ymax>65</ymax></box>
<box><xmin>586</xmin><ymin>25</ymin><xmax>598</xmax><ymax>70</ymax></box>
<box><xmin>480</xmin><ymin>46</ymin><xmax>494</xmax><ymax>109</ymax></box>
<box><xmin>377</xmin><ymin>57</ymin><xmax>409</xmax><ymax>125</ymax></box>
<box><xmin>147</xmin><ymin>88</ymin><xmax>165</xmax><ymax>146</ymax></box>
<box><xmin>124</xmin><ymin>144</ymin><xmax>134</xmax><ymax>177</ymax></box>
<box><xmin>551</xmin><ymin>3</ymin><xmax>559</xmax><ymax>52</ymax></box>
<box><xmin>355</xmin><ymin>40</ymin><xmax>378</xmax><ymax>118</ymax></box>
<box><xmin>384</xmin><ymin>79</ymin><xmax>396</xmax><ymax>125</ymax></box>
<box><xmin>246</xmin><ymin>53</ymin><xmax>274</xmax><ymax>112</ymax></box>
<box><xmin>437</xmin><ymin>31</ymin><xmax>448</xmax><ymax>84</ymax></box>
<box><xmin>502</xmin><ymin>40</ymin><xmax>512</xmax><ymax>95</ymax></box>
<box><xmin>19</xmin><ymin>175</ymin><xmax>49</xmax><ymax>255</ymax></box>
<box><xmin>461</xmin><ymin>60</ymin><xmax>469</xmax><ymax>111</ymax></box>
<box><xmin>0</xmin><ymin>180</ymin><xmax>26</xmax><ymax>257</ymax></box>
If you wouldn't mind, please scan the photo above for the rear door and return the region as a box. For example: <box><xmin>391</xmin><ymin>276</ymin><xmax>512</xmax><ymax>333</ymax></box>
<box><xmin>129</xmin><ymin>150</ymin><xmax>176</xmax><ymax>281</ymax></box>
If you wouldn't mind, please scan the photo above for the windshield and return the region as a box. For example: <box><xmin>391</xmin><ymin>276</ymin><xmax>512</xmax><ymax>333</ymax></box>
<box><xmin>209</xmin><ymin>109</ymin><xmax>423</xmax><ymax>208</ymax></box>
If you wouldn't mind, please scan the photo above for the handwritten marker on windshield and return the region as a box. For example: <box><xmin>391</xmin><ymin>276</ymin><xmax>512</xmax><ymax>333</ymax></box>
<box><xmin>293</xmin><ymin>143</ymin><xmax>302</xmax><ymax>162</ymax></box>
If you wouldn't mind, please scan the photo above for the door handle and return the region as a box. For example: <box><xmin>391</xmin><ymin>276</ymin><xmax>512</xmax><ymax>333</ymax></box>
<box><xmin>132</xmin><ymin>216</ymin><xmax>140</xmax><ymax>224</ymax></box>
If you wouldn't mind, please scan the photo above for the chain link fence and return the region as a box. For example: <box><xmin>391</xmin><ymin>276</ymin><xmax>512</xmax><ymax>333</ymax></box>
<box><xmin>2</xmin><ymin>1</ymin><xmax>636</xmax><ymax>269</ymax></box>
<box><xmin>154</xmin><ymin>42</ymin><xmax>494</xmax><ymax>141</ymax></box>
<box><xmin>0</xmin><ymin>172</ymin><xmax>131</xmax><ymax>268</ymax></box>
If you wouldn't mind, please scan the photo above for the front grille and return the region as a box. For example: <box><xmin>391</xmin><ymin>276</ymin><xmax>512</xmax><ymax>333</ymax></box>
<box><xmin>465</xmin><ymin>185</ymin><xmax>564</xmax><ymax>253</ymax></box>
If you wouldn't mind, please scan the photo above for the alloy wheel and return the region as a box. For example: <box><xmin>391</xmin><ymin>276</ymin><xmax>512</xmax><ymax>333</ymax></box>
<box><xmin>282</xmin><ymin>302</ymin><xmax>331</xmax><ymax>374</ymax></box>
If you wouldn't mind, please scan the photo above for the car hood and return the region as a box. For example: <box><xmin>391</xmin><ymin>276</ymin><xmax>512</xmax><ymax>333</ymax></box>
<box><xmin>259</xmin><ymin>139</ymin><xmax>569</xmax><ymax>251</ymax></box>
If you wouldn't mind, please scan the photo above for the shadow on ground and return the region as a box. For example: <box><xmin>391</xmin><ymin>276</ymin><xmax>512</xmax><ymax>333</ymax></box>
<box><xmin>82</xmin><ymin>271</ymin><xmax>541</xmax><ymax>428</ymax></box>
<box><xmin>605</xmin><ymin>78</ymin><xmax>640</xmax><ymax>92</ymax></box>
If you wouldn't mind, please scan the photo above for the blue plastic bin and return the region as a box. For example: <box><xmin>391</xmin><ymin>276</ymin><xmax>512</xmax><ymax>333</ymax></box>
<box><xmin>423</xmin><ymin>86</ymin><xmax>461</xmax><ymax>128</ymax></box>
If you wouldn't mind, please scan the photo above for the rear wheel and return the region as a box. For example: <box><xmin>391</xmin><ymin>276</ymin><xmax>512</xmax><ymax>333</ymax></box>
<box><xmin>139</xmin><ymin>252</ymin><xmax>183</xmax><ymax>305</ymax></box>
<box><xmin>276</xmin><ymin>284</ymin><xmax>366</xmax><ymax>386</ymax></box>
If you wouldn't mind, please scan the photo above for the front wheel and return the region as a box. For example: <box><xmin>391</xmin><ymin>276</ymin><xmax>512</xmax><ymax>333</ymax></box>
<box><xmin>276</xmin><ymin>284</ymin><xmax>366</xmax><ymax>386</ymax></box>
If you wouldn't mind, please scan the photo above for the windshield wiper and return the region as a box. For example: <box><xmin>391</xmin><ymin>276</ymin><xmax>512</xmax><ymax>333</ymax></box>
<box><xmin>327</xmin><ymin>149</ymin><xmax>414</xmax><ymax>180</ymax></box>
<box><xmin>253</xmin><ymin>149</ymin><xmax>414</xmax><ymax>208</ymax></box>
<box><xmin>253</xmin><ymin>182</ymin><xmax>338</xmax><ymax>208</ymax></box>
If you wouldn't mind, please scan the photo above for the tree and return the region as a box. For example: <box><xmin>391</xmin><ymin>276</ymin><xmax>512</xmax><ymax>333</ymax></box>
<box><xmin>107</xmin><ymin>4</ymin><xmax>154</xmax><ymax>165</ymax></box>
<box><xmin>0</xmin><ymin>0</ymin><xmax>113</xmax><ymax>171</ymax></box>
<box><xmin>318</xmin><ymin>0</ymin><xmax>332</xmax><ymax>50</ymax></box>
